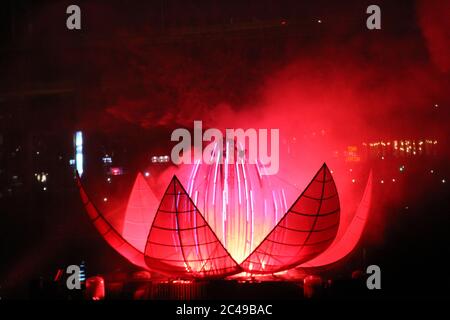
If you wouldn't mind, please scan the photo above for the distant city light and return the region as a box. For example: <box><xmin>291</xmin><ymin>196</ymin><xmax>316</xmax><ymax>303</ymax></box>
<box><xmin>102</xmin><ymin>155</ymin><xmax>112</xmax><ymax>164</ymax></box>
<box><xmin>110</xmin><ymin>167</ymin><xmax>123</xmax><ymax>176</ymax></box>
<box><xmin>144</xmin><ymin>172</ymin><xmax>150</xmax><ymax>177</ymax></box>
<box><xmin>107</xmin><ymin>177</ymin><xmax>111</xmax><ymax>183</ymax></box>
<box><xmin>392</xmin><ymin>178</ymin><xmax>396</xmax><ymax>182</ymax></box>
<box><xmin>103</xmin><ymin>197</ymin><xmax>108</xmax><ymax>202</ymax></box>
<box><xmin>74</xmin><ymin>131</ymin><xmax>84</xmax><ymax>177</ymax></box>
<box><xmin>351</xmin><ymin>179</ymin><xmax>356</xmax><ymax>183</ymax></box>
<box><xmin>430</xmin><ymin>169</ymin><xmax>434</xmax><ymax>174</ymax></box>
<box><xmin>380</xmin><ymin>180</ymin><xmax>384</xmax><ymax>184</ymax></box>
<box><xmin>43</xmin><ymin>187</ymin><xmax>47</xmax><ymax>191</ymax></box>
<box><xmin>151</xmin><ymin>155</ymin><xmax>170</xmax><ymax>163</ymax></box>
<box><xmin>399</xmin><ymin>165</ymin><xmax>405</xmax><ymax>172</ymax></box>
<box><xmin>36</xmin><ymin>172</ymin><xmax>48</xmax><ymax>183</ymax></box>
<box><xmin>434</xmin><ymin>104</ymin><xmax>439</xmax><ymax>108</ymax></box>
<box><xmin>365</xmin><ymin>139</ymin><xmax>437</xmax><ymax>158</ymax></box>
<box><xmin>442</xmin><ymin>179</ymin><xmax>446</xmax><ymax>184</ymax></box>
<box><xmin>79</xmin><ymin>262</ymin><xmax>86</xmax><ymax>283</ymax></box>
<box><xmin>317</xmin><ymin>19</ymin><xmax>322</xmax><ymax>23</ymax></box>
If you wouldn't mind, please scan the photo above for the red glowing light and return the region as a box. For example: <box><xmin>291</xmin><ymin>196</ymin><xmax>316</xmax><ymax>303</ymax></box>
<box><xmin>110</xmin><ymin>167</ymin><xmax>123</xmax><ymax>176</ymax></box>
<box><xmin>86</xmin><ymin>276</ymin><xmax>106</xmax><ymax>301</ymax></box>
<box><xmin>122</xmin><ymin>173</ymin><xmax>159</xmax><ymax>252</ymax></box>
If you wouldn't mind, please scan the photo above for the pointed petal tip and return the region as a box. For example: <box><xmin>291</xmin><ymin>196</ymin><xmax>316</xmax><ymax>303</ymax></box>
<box><xmin>136</xmin><ymin>171</ymin><xmax>145</xmax><ymax>178</ymax></box>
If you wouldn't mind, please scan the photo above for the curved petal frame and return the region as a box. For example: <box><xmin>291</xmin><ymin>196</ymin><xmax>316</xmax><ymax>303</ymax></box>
<box><xmin>122</xmin><ymin>173</ymin><xmax>159</xmax><ymax>253</ymax></box>
<box><xmin>299</xmin><ymin>171</ymin><xmax>372</xmax><ymax>268</ymax></box>
<box><xmin>76</xmin><ymin>173</ymin><xmax>149</xmax><ymax>270</ymax></box>
<box><xmin>240</xmin><ymin>163</ymin><xmax>340</xmax><ymax>273</ymax></box>
<box><xmin>144</xmin><ymin>176</ymin><xmax>241</xmax><ymax>278</ymax></box>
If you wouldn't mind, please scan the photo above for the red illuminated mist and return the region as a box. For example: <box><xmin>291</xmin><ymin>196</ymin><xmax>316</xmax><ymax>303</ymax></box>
<box><xmin>17</xmin><ymin>0</ymin><xmax>447</xmax><ymax>252</ymax></box>
<box><xmin>78</xmin><ymin>0</ymin><xmax>448</xmax><ymax>247</ymax></box>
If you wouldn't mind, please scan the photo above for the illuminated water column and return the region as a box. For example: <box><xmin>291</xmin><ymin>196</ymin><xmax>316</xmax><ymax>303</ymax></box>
<box><xmin>187</xmin><ymin>143</ymin><xmax>289</xmax><ymax>263</ymax></box>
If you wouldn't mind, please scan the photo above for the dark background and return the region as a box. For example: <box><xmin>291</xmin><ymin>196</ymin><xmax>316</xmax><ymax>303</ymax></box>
<box><xmin>0</xmin><ymin>0</ymin><xmax>449</xmax><ymax>299</ymax></box>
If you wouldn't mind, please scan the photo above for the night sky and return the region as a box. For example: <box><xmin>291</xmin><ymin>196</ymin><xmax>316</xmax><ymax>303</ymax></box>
<box><xmin>1</xmin><ymin>0</ymin><xmax>448</xmax><ymax>141</ymax></box>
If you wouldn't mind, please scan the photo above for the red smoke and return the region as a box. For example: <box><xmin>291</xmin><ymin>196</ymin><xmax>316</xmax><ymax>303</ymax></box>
<box><xmin>82</xmin><ymin>1</ymin><xmax>449</xmax><ymax>246</ymax></box>
<box><xmin>417</xmin><ymin>0</ymin><xmax>450</xmax><ymax>73</ymax></box>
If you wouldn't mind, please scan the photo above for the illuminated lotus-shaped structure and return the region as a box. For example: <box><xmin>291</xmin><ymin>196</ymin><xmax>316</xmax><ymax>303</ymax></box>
<box><xmin>76</xmin><ymin>163</ymin><xmax>372</xmax><ymax>278</ymax></box>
